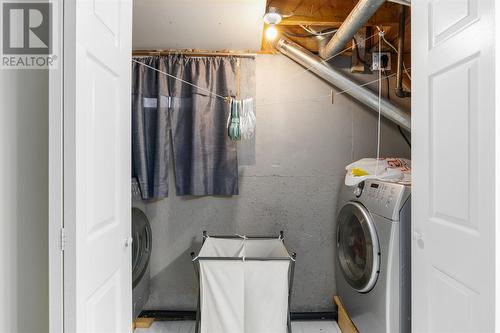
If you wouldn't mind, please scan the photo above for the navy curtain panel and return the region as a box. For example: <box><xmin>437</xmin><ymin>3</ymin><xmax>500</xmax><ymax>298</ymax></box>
<box><xmin>132</xmin><ymin>55</ymin><xmax>240</xmax><ymax>199</ymax></box>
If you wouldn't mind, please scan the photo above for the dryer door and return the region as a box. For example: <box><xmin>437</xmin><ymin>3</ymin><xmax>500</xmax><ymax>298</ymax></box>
<box><xmin>132</xmin><ymin>207</ymin><xmax>152</xmax><ymax>289</ymax></box>
<box><xmin>337</xmin><ymin>201</ymin><xmax>380</xmax><ymax>293</ymax></box>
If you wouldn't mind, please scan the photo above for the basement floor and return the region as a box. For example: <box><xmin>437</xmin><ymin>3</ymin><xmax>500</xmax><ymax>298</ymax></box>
<box><xmin>136</xmin><ymin>320</ymin><xmax>341</xmax><ymax>333</ymax></box>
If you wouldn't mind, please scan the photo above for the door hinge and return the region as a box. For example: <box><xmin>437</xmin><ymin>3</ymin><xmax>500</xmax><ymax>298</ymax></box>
<box><xmin>60</xmin><ymin>227</ymin><xmax>66</xmax><ymax>252</ymax></box>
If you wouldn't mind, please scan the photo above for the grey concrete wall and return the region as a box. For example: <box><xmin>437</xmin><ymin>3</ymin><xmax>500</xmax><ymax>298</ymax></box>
<box><xmin>0</xmin><ymin>70</ymin><xmax>49</xmax><ymax>332</ymax></box>
<box><xmin>141</xmin><ymin>54</ymin><xmax>410</xmax><ymax>312</ymax></box>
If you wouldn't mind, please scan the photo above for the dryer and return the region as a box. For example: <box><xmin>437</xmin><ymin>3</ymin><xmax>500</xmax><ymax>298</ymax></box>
<box><xmin>336</xmin><ymin>180</ymin><xmax>411</xmax><ymax>333</ymax></box>
<box><xmin>132</xmin><ymin>207</ymin><xmax>152</xmax><ymax>319</ymax></box>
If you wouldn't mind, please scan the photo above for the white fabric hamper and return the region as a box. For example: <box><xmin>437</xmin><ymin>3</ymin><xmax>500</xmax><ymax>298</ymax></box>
<box><xmin>192</xmin><ymin>234</ymin><xmax>295</xmax><ymax>333</ymax></box>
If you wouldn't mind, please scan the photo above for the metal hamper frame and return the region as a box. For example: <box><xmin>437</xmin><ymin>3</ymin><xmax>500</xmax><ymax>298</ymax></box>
<box><xmin>190</xmin><ymin>231</ymin><xmax>297</xmax><ymax>333</ymax></box>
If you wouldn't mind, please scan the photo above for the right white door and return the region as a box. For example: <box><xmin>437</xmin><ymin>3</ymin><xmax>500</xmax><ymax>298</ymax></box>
<box><xmin>412</xmin><ymin>0</ymin><xmax>495</xmax><ymax>332</ymax></box>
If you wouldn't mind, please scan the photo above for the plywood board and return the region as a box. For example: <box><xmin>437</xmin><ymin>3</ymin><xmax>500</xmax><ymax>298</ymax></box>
<box><xmin>134</xmin><ymin>317</ymin><xmax>155</xmax><ymax>329</ymax></box>
<box><xmin>334</xmin><ymin>296</ymin><xmax>360</xmax><ymax>333</ymax></box>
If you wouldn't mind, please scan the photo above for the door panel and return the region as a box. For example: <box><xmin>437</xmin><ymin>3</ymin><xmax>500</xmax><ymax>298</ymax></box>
<box><xmin>412</xmin><ymin>0</ymin><xmax>495</xmax><ymax>332</ymax></box>
<box><xmin>64</xmin><ymin>0</ymin><xmax>132</xmax><ymax>332</ymax></box>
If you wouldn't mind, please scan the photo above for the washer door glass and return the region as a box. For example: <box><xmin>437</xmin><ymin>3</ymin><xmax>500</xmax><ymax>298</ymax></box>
<box><xmin>337</xmin><ymin>202</ymin><xmax>380</xmax><ymax>293</ymax></box>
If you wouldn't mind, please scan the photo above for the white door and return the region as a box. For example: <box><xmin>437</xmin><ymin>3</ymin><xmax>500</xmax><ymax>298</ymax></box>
<box><xmin>412</xmin><ymin>0</ymin><xmax>495</xmax><ymax>332</ymax></box>
<box><xmin>63</xmin><ymin>0</ymin><xmax>133</xmax><ymax>332</ymax></box>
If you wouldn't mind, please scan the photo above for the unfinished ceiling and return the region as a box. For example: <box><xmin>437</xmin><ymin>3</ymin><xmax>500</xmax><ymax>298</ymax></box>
<box><xmin>264</xmin><ymin>0</ymin><xmax>411</xmax><ymax>89</ymax></box>
<box><xmin>263</xmin><ymin>0</ymin><xmax>410</xmax><ymax>53</ymax></box>
<box><xmin>132</xmin><ymin>0</ymin><xmax>267</xmax><ymax>51</ymax></box>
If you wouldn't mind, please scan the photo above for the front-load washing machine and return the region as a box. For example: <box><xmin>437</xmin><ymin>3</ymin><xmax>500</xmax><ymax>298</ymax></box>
<box><xmin>336</xmin><ymin>180</ymin><xmax>411</xmax><ymax>333</ymax></box>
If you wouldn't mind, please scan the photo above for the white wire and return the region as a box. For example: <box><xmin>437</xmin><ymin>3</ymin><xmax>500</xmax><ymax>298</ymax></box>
<box><xmin>376</xmin><ymin>32</ymin><xmax>382</xmax><ymax>176</ymax></box>
<box><xmin>256</xmin><ymin>94</ymin><xmax>331</xmax><ymax>107</ymax></box>
<box><xmin>380</xmin><ymin>35</ymin><xmax>412</xmax><ymax>80</ymax></box>
<box><xmin>299</xmin><ymin>25</ymin><xmax>337</xmax><ymax>36</ymax></box>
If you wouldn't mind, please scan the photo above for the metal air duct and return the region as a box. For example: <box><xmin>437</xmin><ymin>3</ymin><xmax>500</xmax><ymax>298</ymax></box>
<box><xmin>276</xmin><ymin>37</ymin><xmax>411</xmax><ymax>131</ymax></box>
<box><xmin>318</xmin><ymin>0</ymin><xmax>411</xmax><ymax>60</ymax></box>
<box><xmin>319</xmin><ymin>0</ymin><xmax>386</xmax><ymax>60</ymax></box>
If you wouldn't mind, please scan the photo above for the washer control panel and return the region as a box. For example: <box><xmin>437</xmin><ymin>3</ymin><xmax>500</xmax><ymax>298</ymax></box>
<box><xmin>354</xmin><ymin>180</ymin><xmax>410</xmax><ymax>221</ymax></box>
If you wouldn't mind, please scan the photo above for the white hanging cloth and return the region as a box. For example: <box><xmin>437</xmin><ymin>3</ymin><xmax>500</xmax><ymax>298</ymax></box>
<box><xmin>239</xmin><ymin>98</ymin><xmax>256</xmax><ymax>140</ymax></box>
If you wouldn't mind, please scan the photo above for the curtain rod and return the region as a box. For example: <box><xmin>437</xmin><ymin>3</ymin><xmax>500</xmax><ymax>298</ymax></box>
<box><xmin>132</xmin><ymin>49</ymin><xmax>262</xmax><ymax>58</ymax></box>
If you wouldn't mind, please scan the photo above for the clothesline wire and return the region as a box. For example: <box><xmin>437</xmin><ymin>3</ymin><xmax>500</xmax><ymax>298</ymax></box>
<box><xmin>333</xmin><ymin>69</ymin><xmax>408</xmax><ymax>96</ymax></box>
<box><xmin>132</xmin><ymin>53</ymin><xmax>412</xmax><ymax>109</ymax></box>
<box><xmin>132</xmin><ymin>31</ymin><xmax>379</xmax><ymax>103</ymax></box>
<box><xmin>255</xmin><ymin>94</ymin><xmax>332</xmax><ymax>107</ymax></box>
<box><xmin>255</xmin><ymin>68</ymin><xmax>410</xmax><ymax>108</ymax></box>
<box><xmin>132</xmin><ymin>59</ymin><xmax>227</xmax><ymax>100</ymax></box>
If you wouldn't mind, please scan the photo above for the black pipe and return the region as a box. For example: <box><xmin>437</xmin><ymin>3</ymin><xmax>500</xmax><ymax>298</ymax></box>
<box><xmin>396</xmin><ymin>5</ymin><xmax>411</xmax><ymax>98</ymax></box>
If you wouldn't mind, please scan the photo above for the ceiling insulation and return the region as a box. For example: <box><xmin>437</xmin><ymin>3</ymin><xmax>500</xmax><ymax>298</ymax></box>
<box><xmin>132</xmin><ymin>0</ymin><xmax>267</xmax><ymax>51</ymax></box>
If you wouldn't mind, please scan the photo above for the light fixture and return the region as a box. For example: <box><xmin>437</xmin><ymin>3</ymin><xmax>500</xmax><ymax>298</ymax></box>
<box><xmin>263</xmin><ymin>7</ymin><xmax>281</xmax><ymax>40</ymax></box>
<box><xmin>263</xmin><ymin>7</ymin><xmax>282</xmax><ymax>25</ymax></box>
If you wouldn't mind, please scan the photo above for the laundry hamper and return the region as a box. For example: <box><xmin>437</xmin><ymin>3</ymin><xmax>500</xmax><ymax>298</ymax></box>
<box><xmin>191</xmin><ymin>231</ymin><xmax>296</xmax><ymax>333</ymax></box>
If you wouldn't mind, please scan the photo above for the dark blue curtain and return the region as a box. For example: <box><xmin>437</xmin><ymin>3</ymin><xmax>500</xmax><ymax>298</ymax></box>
<box><xmin>132</xmin><ymin>55</ymin><xmax>245</xmax><ymax>199</ymax></box>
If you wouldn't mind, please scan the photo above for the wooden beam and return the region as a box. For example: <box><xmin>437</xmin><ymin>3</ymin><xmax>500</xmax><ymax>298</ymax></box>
<box><xmin>133</xmin><ymin>317</ymin><xmax>154</xmax><ymax>329</ymax></box>
<box><xmin>334</xmin><ymin>296</ymin><xmax>360</xmax><ymax>333</ymax></box>
<box><xmin>279</xmin><ymin>17</ymin><xmax>343</xmax><ymax>27</ymax></box>
<box><xmin>351</xmin><ymin>28</ymin><xmax>367</xmax><ymax>73</ymax></box>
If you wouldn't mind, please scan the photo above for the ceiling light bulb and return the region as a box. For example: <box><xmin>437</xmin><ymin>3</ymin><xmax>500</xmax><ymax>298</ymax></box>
<box><xmin>265</xmin><ymin>24</ymin><xmax>278</xmax><ymax>40</ymax></box>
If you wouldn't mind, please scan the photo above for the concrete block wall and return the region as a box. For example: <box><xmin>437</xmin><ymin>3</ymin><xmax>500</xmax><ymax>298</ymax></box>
<box><xmin>140</xmin><ymin>54</ymin><xmax>410</xmax><ymax>312</ymax></box>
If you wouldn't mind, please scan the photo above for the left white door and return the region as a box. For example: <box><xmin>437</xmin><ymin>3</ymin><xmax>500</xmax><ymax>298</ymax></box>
<box><xmin>63</xmin><ymin>0</ymin><xmax>133</xmax><ymax>332</ymax></box>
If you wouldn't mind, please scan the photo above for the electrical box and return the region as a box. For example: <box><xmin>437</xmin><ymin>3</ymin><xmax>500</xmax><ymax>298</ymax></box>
<box><xmin>372</xmin><ymin>52</ymin><xmax>391</xmax><ymax>71</ymax></box>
